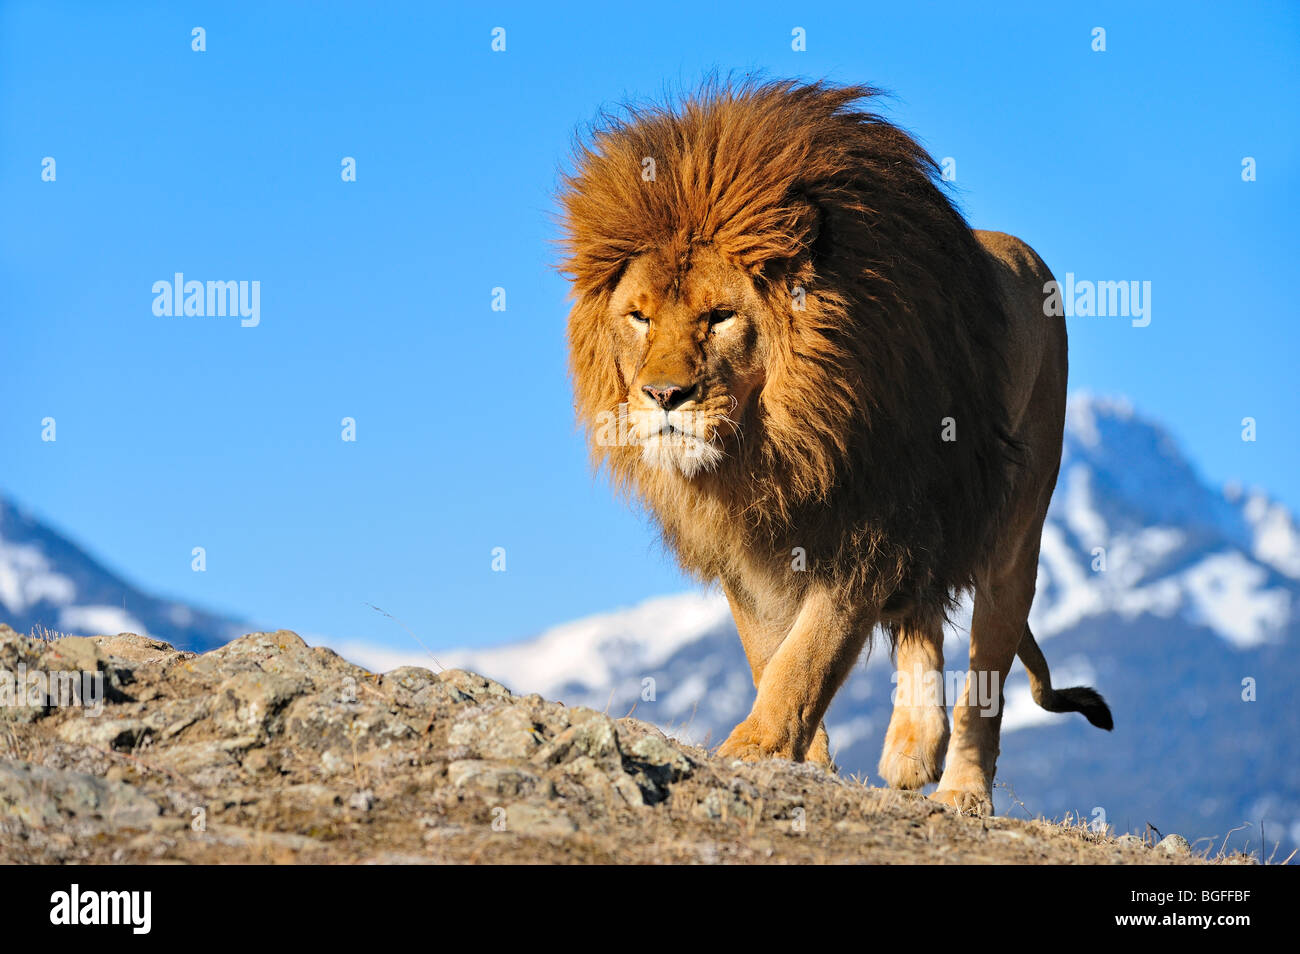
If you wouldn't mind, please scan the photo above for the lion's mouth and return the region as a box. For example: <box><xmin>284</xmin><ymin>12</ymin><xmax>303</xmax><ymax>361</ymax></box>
<box><xmin>648</xmin><ymin>421</ymin><xmax>686</xmax><ymax>438</ymax></box>
<box><xmin>628</xmin><ymin>406</ymin><xmax>727</xmax><ymax>477</ymax></box>
<box><xmin>635</xmin><ymin>408</ymin><xmax>706</xmax><ymax>441</ymax></box>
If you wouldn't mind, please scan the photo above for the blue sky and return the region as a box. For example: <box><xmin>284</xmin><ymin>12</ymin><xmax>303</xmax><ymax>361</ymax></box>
<box><xmin>1</xmin><ymin>1</ymin><xmax>1296</xmax><ymax>653</ymax></box>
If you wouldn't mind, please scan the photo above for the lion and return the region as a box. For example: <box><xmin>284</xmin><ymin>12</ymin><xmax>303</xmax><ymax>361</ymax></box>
<box><xmin>558</xmin><ymin>79</ymin><xmax>1111</xmax><ymax>814</ymax></box>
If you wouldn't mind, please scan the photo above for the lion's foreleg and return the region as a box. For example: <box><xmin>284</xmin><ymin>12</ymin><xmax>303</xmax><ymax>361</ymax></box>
<box><xmin>717</xmin><ymin>588</ymin><xmax>870</xmax><ymax>762</ymax></box>
<box><xmin>725</xmin><ymin>586</ymin><xmax>784</xmax><ymax>688</ymax></box>
<box><xmin>724</xmin><ymin>586</ymin><xmax>837</xmax><ymax>768</ymax></box>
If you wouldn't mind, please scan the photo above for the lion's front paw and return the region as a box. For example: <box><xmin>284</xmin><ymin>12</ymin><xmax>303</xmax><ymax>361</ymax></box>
<box><xmin>717</xmin><ymin>716</ymin><xmax>800</xmax><ymax>762</ymax></box>
<box><xmin>928</xmin><ymin>787</ymin><xmax>993</xmax><ymax>816</ymax></box>
<box><xmin>716</xmin><ymin>719</ymin><xmax>769</xmax><ymax>762</ymax></box>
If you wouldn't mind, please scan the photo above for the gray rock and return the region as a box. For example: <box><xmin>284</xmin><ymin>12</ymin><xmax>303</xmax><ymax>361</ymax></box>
<box><xmin>448</xmin><ymin>705</ymin><xmax>542</xmax><ymax>760</ymax></box>
<box><xmin>91</xmin><ymin>633</ymin><xmax>179</xmax><ymax>664</ymax></box>
<box><xmin>1157</xmin><ymin>833</ymin><xmax>1191</xmax><ymax>854</ymax></box>
<box><xmin>557</xmin><ymin>755</ymin><xmax>645</xmax><ymax>807</ymax></box>
<box><xmin>213</xmin><ymin>670</ymin><xmax>314</xmax><ymax>735</ymax></box>
<box><xmin>380</xmin><ymin>666</ymin><xmax>460</xmax><ymax>708</ymax></box>
<box><xmin>694</xmin><ymin>788</ymin><xmax>753</xmax><ymax>821</ymax></box>
<box><xmin>532</xmin><ymin>708</ymin><xmax>621</xmax><ymax>772</ymax></box>
<box><xmin>447</xmin><ymin>759</ymin><xmax>548</xmax><ymax>798</ymax></box>
<box><xmin>162</xmin><ymin>741</ymin><xmax>242</xmax><ymax>788</ymax></box>
<box><xmin>438</xmin><ymin>669</ymin><xmax>512</xmax><ymax>702</ymax></box>
<box><xmin>283</xmin><ymin>698</ymin><xmax>416</xmax><ymax>761</ymax></box>
<box><xmin>0</xmin><ymin>760</ymin><xmax>159</xmax><ymax>829</ymax></box>
<box><xmin>58</xmin><ymin>717</ymin><xmax>150</xmax><ymax>750</ymax></box>
<box><xmin>46</xmin><ymin>636</ymin><xmax>105</xmax><ymax>674</ymax></box>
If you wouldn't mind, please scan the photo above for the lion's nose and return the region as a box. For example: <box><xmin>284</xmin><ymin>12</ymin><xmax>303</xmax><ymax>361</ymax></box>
<box><xmin>641</xmin><ymin>381</ymin><xmax>698</xmax><ymax>411</ymax></box>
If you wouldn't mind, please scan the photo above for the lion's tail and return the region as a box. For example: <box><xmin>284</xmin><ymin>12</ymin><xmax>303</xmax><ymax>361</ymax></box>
<box><xmin>1016</xmin><ymin>625</ymin><xmax>1113</xmax><ymax>730</ymax></box>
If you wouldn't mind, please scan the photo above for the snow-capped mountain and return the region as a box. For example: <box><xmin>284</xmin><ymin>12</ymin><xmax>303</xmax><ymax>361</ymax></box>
<box><xmin>348</xmin><ymin>395</ymin><xmax>1300</xmax><ymax>855</ymax></box>
<box><xmin>0</xmin><ymin>498</ymin><xmax>244</xmax><ymax>652</ymax></box>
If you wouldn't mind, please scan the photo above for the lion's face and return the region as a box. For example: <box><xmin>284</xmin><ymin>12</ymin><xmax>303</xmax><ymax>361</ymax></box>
<box><xmin>608</xmin><ymin>246</ymin><xmax>768</xmax><ymax>477</ymax></box>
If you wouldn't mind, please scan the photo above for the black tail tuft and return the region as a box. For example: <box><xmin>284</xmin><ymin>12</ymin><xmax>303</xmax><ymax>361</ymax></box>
<box><xmin>1051</xmin><ymin>686</ymin><xmax>1114</xmax><ymax>731</ymax></box>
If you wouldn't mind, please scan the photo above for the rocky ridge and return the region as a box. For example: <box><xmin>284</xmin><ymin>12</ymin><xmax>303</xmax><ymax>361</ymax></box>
<box><xmin>0</xmin><ymin>625</ymin><xmax>1242</xmax><ymax>864</ymax></box>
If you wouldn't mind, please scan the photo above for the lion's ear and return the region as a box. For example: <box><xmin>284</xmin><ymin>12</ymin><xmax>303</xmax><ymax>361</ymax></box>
<box><xmin>757</xmin><ymin>192</ymin><xmax>823</xmax><ymax>282</ymax></box>
<box><xmin>788</xmin><ymin>192</ymin><xmax>823</xmax><ymax>254</ymax></box>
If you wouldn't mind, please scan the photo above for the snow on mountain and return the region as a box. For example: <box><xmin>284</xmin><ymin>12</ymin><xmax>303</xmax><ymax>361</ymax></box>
<box><xmin>0</xmin><ymin>497</ymin><xmax>245</xmax><ymax>652</ymax></box>
<box><xmin>1240</xmin><ymin>487</ymin><xmax>1300</xmax><ymax>580</ymax></box>
<box><xmin>1031</xmin><ymin>396</ymin><xmax>1293</xmax><ymax>649</ymax></box>
<box><xmin>352</xmin><ymin>591</ymin><xmax>737</xmax><ymax>704</ymax></box>
<box><xmin>345</xmin><ymin>394</ymin><xmax>1300</xmax><ymax>853</ymax></box>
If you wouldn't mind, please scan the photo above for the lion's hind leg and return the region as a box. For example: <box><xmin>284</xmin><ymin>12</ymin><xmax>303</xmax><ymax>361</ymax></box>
<box><xmin>930</xmin><ymin>506</ymin><xmax>1047</xmax><ymax>815</ymax></box>
<box><xmin>878</xmin><ymin>617</ymin><xmax>950</xmax><ymax>790</ymax></box>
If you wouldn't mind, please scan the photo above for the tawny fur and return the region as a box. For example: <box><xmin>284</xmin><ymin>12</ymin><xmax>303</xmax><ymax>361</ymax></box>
<box><xmin>558</xmin><ymin>79</ymin><xmax>1110</xmax><ymax>814</ymax></box>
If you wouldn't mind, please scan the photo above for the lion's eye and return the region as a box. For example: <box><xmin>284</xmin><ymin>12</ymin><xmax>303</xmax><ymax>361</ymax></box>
<box><xmin>628</xmin><ymin>310</ymin><xmax>649</xmax><ymax>324</ymax></box>
<box><xmin>708</xmin><ymin>309</ymin><xmax>735</xmax><ymax>326</ymax></box>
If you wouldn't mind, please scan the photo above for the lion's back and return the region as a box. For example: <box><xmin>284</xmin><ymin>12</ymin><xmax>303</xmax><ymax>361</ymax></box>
<box><xmin>975</xmin><ymin>230</ymin><xmax>1067</xmax><ymax>436</ymax></box>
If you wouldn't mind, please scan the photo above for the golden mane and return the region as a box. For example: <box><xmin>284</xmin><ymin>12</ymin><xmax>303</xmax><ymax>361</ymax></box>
<box><xmin>558</xmin><ymin>79</ymin><xmax>1020</xmax><ymax>615</ymax></box>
